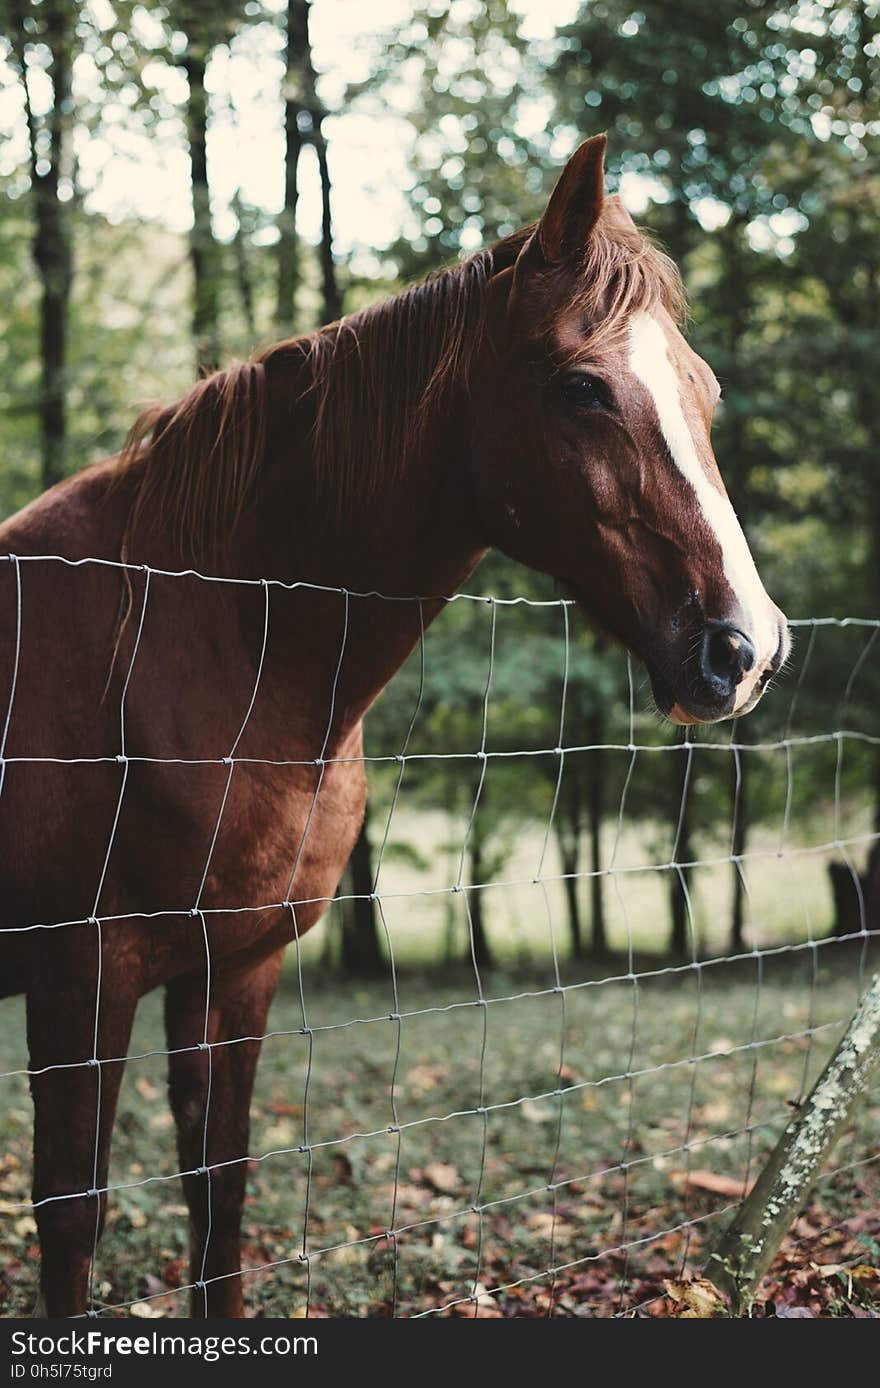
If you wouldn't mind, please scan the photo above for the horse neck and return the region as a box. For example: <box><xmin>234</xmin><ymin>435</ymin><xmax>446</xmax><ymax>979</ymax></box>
<box><xmin>245</xmin><ymin>329</ymin><xmax>490</xmax><ymax>738</ymax></box>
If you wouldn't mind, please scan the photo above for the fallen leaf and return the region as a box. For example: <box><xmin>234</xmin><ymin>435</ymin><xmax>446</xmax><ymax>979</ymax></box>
<box><xmin>423</xmin><ymin>1162</ymin><xmax>459</xmax><ymax>1194</ymax></box>
<box><xmin>394</xmin><ymin>1182</ymin><xmax>434</xmax><ymax>1210</ymax></box>
<box><xmin>663</xmin><ymin>1278</ymin><xmax>725</xmax><ymax>1318</ymax></box>
<box><xmin>405</xmin><ymin>1064</ymin><xmax>449</xmax><ymax>1096</ymax></box>
<box><xmin>526</xmin><ymin>1212</ymin><xmax>558</xmax><ymax>1235</ymax></box>
<box><xmin>449</xmin><ymin>1283</ymin><xmax>502</xmax><ymax>1317</ymax></box>
<box><xmin>263</xmin><ymin>1119</ymin><xmax>296</xmax><ymax>1146</ymax></box>
<box><xmin>670</xmin><ymin>1169</ymin><xmax>754</xmax><ymax>1198</ymax></box>
<box><xmin>161</xmin><ymin>1259</ymin><xmax>186</xmax><ymax>1288</ymax></box>
<box><xmin>521</xmin><ymin>1099</ymin><xmax>553</xmax><ymax>1123</ymax></box>
<box><xmin>129</xmin><ymin>1301</ymin><xmax>164</xmax><ymax>1319</ymax></box>
<box><xmin>700</xmin><ymin>1100</ymin><xmax>732</xmax><ymax>1125</ymax></box>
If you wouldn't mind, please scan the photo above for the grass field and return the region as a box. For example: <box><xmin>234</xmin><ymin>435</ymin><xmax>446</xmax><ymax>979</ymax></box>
<box><xmin>345</xmin><ymin>801</ymin><xmax>873</xmax><ymax>964</ymax></box>
<box><xmin>2</xmin><ymin>936</ymin><xmax>879</xmax><ymax>1317</ymax></box>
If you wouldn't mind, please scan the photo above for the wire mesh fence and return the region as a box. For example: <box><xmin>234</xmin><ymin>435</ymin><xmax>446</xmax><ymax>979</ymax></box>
<box><xmin>1</xmin><ymin>554</ymin><xmax>879</xmax><ymax>1317</ymax></box>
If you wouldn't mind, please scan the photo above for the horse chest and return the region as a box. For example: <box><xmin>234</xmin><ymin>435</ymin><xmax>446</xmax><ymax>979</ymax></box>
<box><xmin>196</xmin><ymin>757</ymin><xmax>367</xmax><ymax>935</ymax></box>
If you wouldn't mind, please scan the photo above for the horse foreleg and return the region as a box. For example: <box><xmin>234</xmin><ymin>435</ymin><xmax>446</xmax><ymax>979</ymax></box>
<box><xmin>165</xmin><ymin>950</ymin><xmax>283</xmax><ymax>1318</ymax></box>
<box><xmin>26</xmin><ymin>977</ymin><xmax>137</xmax><ymax>1317</ymax></box>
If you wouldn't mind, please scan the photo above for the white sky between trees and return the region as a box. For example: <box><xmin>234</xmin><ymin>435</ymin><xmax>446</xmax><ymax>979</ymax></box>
<box><xmin>0</xmin><ymin>0</ymin><xmax>809</xmax><ymax>277</ymax></box>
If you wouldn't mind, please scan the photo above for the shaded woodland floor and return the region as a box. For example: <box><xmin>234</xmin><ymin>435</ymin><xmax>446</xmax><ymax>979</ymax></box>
<box><xmin>1</xmin><ymin>943</ymin><xmax>878</xmax><ymax>1317</ymax></box>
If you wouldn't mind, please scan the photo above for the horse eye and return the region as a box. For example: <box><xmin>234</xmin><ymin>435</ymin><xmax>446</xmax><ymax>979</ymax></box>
<box><xmin>559</xmin><ymin>372</ymin><xmax>612</xmax><ymax>410</ymax></box>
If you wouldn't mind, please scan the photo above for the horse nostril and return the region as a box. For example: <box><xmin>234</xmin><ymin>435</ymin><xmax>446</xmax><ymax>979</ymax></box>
<box><xmin>701</xmin><ymin>624</ymin><xmax>756</xmax><ymax>691</ymax></box>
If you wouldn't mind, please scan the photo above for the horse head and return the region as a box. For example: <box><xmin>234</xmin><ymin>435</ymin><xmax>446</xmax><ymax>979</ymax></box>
<box><xmin>473</xmin><ymin>135</ymin><xmax>788</xmax><ymax>723</ymax></box>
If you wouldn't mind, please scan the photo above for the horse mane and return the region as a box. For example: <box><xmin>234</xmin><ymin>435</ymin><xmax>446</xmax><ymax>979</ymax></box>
<box><xmin>556</xmin><ymin>199</ymin><xmax>687</xmax><ymax>356</ymax></box>
<box><xmin>115</xmin><ymin>206</ymin><xmax>684</xmax><ymax>565</ymax></box>
<box><xmin>118</xmin><ymin>362</ymin><xmax>267</xmax><ymax>568</ymax></box>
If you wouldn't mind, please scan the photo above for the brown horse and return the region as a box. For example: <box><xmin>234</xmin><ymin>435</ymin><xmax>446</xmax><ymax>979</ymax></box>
<box><xmin>0</xmin><ymin>136</ymin><xmax>787</xmax><ymax>1318</ymax></box>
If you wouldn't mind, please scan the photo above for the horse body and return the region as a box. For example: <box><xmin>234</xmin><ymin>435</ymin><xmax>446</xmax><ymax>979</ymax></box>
<box><xmin>0</xmin><ymin>384</ymin><xmax>483</xmax><ymax>1316</ymax></box>
<box><xmin>0</xmin><ymin>136</ymin><xmax>788</xmax><ymax>1316</ymax></box>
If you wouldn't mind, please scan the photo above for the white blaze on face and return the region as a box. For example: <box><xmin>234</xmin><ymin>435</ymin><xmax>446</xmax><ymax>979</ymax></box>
<box><xmin>627</xmin><ymin>309</ymin><xmax>779</xmax><ymax>708</ymax></box>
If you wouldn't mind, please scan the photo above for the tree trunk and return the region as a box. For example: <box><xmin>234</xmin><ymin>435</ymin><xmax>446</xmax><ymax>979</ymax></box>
<box><xmin>277</xmin><ymin>0</ymin><xmax>341</xmax><ymax>331</ymax></box>
<box><xmin>181</xmin><ymin>32</ymin><xmax>222</xmax><ymax>372</ymax></box>
<box><xmin>467</xmin><ymin>831</ymin><xmax>493</xmax><ymax>972</ymax></box>
<box><xmin>554</xmin><ymin>762</ymin><xmax>582</xmax><ymax>958</ymax></box>
<box><xmin>729</xmin><ymin>733</ymin><xmax>749</xmax><ymax>954</ymax></box>
<box><xmin>669</xmin><ymin>764</ymin><xmax>694</xmax><ymax>958</ymax></box>
<box><xmin>710</xmin><ymin>973</ymin><xmax>880</xmax><ymax>1313</ymax></box>
<box><xmin>829</xmin><ymin>860</ymin><xmax>865</xmax><ymax>939</ymax></box>
<box><xmin>230</xmin><ymin>192</ymin><xmax>256</xmax><ymax>341</ymax></box>
<box><xmin>276</xmin><ymin>0</ymin><xmax>307</xmax><ymax>336</ymax></box>
<box><xmin>341</xmin><ymin>805</ymin><xmax>384</xmax><ymax>976</ymax></box>
<box><xmin>587</xmin><ymin>710</ymin><xmax>607</xmax><ymax>959</ymax></box>
<box><xmin>830</xmin><ymin>751</ymin><xmax>879</xmax><ymax>939</ymax></box>
<box><xmin>561</xmin><ymin>854</ymin><xmax>582</xmax><ymax>958</ymax></box>
<box><xmin>312</xmin><ymin>121</ymin><xmax>341</xmax><ymax>324</ymax></box>
<box><xmin>862</xmin><ymin>772</ymin><xmax>880</xmax><ymax>935</ymax></box>
<box><xmin>10</xmin><ymin>0</ymin><xmax>74</xmax><ymax>491</ymax></box>
<box><xmin>860</xmin><ymin>827</ymin><xmax>871</xmax><ymax>938</ymax></box>
<box><xmin>559</xmin><ymin>842</ymin><xmax>582</xmax><ymax>959</ymax></box>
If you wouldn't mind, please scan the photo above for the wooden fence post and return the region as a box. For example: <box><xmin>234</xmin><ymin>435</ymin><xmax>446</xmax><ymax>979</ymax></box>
<box><xmin>708</xmin><ymin>973</ymin><xmax>880</xmax><ymax>1314</ymax></box>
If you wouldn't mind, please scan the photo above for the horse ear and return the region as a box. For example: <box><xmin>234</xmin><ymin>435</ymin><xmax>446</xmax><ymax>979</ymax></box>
<box><xmin>536</xmin><ymin>134</ymin><xmax>607</xmax><ymax>264</ymax></box>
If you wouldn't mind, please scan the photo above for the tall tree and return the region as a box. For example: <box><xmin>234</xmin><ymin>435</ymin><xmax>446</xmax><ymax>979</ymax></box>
<box><xmin>230</xmin><ymin>191</ymin><xmax>257</xmax><ymax>341</ymax></box>
<box><xmin>168</xmin><ymin>2</ymin><xmax>239</xmax><ymax>371</ymax></box>
<box><xmin>586</xmin><ymin>711</ymin><xmax>608</xmax><ymax>958</ymax></box>
<box><xmin>277</xmin><ymin>0</ymin><xmax>340</xmax><ymax>333</ymax></box>
<box><xmin>180</xmin><ymin>7</ymin><xmax>219</xmax><ymax>371</ymax></box>
<box><xmin>276</xmin><ymin>0</ymin><xmax>306</xmax><ymax>336</ymax></box>
<box><xmin>729</xmin><ymin>734</ymin><xmax>749</xmax><ymax>953</ymax></box>
<box><xmin>7</xmin><ymin>0</ymin><xmax>75</xmax><ymax>491</ymax></box>
<box><xmin>554</xmin><ymin>763</ymin><xmax>584</xmax><ymax>957</ymax></box>
<box><xmin>466</xmin><ymin>806</ymin><xmax>494</xmax><ymax>972</ymax></box>
<box><xmin>669</xmin><ymin>753</ymin><xmax>696</xmax><ymax>958</ymax></box>
<box><xmin>340</xmin><ymin>803</ymin><xmax>384</xmax><ymax>976</ymax></box>
<box><xmin>311</xmin><ymin>89</ymin><xmax>341</xmax><ymax>325</ymax></box>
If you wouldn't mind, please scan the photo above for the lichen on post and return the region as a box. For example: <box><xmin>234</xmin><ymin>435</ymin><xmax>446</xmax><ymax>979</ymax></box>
<box><xmin>709</xmin><ymin>973</ymin><xmax>880</xmax><ymax>1315</ymax></box>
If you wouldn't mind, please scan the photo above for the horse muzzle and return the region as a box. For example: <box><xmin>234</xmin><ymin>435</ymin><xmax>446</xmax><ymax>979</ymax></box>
<box><xmin>649</xmin><ymin>611</ymin><xmax>790</xmax><ymax>725</ymax></box>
